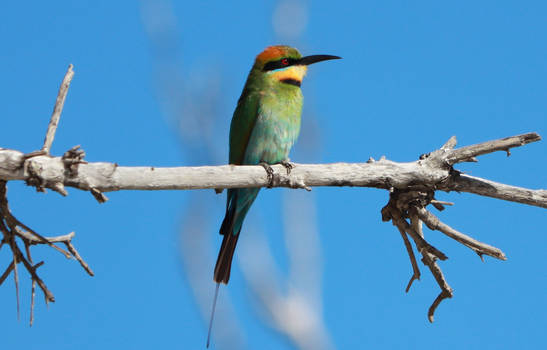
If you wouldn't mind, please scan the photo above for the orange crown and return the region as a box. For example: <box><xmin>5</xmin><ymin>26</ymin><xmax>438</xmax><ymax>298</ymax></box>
<box><xmin>255</xmin><ymin>45</ymin><xmax>298</xmax><ymax>64</ymax></box>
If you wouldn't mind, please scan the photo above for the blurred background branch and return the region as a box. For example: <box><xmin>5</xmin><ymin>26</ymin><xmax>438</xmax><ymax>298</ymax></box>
<box><xmin>141</xmin><ymin>0</ymin><xmax>333</xmax><ymax>348</ymax></box>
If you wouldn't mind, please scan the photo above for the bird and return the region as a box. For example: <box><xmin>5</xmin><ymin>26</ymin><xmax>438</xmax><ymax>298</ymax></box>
<box><xmin>207</xmin><ymin>45</ymin><xmax>340</xmax><ymax>347</ymax></box>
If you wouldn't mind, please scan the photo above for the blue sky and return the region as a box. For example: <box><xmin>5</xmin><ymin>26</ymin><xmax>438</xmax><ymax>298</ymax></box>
<box><xmin>1</xmin><ymin>1</ymin><xmax>545</xmax><ymax>349</ymax></box>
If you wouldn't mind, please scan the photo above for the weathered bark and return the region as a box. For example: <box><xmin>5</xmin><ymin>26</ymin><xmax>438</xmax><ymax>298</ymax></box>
<box><xmin>0</xmin><ymin>132</ymin><xmax>544</xmax><ymax>209</ymax></box>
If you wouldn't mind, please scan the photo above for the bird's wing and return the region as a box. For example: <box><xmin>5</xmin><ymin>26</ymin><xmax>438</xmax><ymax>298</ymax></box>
<box><xmin>228</xmin><ymin>89</ymin><xmax>260</xmax><ymax>165</ymax></box>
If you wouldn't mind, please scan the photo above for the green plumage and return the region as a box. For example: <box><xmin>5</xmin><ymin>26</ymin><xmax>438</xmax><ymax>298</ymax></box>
<box><xmin>214</xmin><ymin>48</ymin><xmax>303</xmax><ymax>284</ymax></box>
<box><xmin>213</xmin><ymin>46</ymin><xmax>340</xmax><ymax>284</ymax></box>
<box><xmin>207</xmin><ymin>45</ymin><xmax>340</xmax><ymax>348</ymax></box>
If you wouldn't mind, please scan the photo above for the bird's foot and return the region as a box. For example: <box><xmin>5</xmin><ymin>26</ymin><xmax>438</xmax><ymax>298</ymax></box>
<box><xmin>259</xmin><ymin>162</ymin><xmax>275</xmax><ymax>188</ymax></box>
<box><xmin>278</xmin><ymin>160</ymin><xmax>294</xmax><ymax>175</ymax></box>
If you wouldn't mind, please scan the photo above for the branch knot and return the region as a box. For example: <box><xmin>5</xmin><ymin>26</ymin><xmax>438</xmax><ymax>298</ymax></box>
<box><xmin>62</xmin><ymin>145</ymin><xmax>86</xmax><ymax>177</ymax></box>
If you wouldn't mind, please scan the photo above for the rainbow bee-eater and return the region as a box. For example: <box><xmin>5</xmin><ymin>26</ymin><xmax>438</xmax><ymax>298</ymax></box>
<box><xmin>207</xmin><ymin>45</ymin><xmax>340</xmax><ymax>347</ymax></box>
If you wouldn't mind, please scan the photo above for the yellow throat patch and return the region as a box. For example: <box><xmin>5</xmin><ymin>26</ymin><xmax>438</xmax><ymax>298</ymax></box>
<box><xmin>270</xmin><ymin>65</ymin><xmax>307</xmax><ymax>83</ymax></box>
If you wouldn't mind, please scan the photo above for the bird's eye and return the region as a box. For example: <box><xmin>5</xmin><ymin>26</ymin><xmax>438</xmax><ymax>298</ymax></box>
<box><xmin>281</xmin><ymin>58</ymin><xmax>289</xmax><ymax>66</ymax></box>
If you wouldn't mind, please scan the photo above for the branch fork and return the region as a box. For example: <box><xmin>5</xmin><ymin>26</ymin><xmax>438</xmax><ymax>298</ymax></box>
<box><xmin>380</xmin><ymin>132</ymin><xmax>513</xmax><ymax>321</ymax></box>
<box><xmin>0</xmin><ymin>180</ymin><xmax>93</xmax><ymax>325</ymax></box>
<box><xmin>0</xmin><ymin>64</ymin><xmax>545</xmax><ymax>327</ymax></box>
<box><xmin>0</xmin><ymin>64</ymin><xmax>94</xmax><ymax>325</ymax></box>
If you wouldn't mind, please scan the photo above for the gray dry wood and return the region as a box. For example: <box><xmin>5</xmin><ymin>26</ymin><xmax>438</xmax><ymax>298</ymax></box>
<box><xmin>0</xmin><ymin>132</ymin><xmax>545</xmax><ymax>209</ymax></box>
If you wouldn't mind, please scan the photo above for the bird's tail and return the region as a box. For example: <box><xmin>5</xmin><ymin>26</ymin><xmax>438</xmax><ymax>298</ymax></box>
<box><xmin>214</xmin><ymin>188</ymin><xmax>258</xmax><ymax>284</ymax></box>
<box><xmin>208</xmin><ymin>188</ymin><xmax>258</xmax><ymax>346</ymax></box>
<box><xmin>213</xmin><ymin>230</ymin><xmax>240</xmax><ymax>284</ymax></box>
<box><xmin>208</xmin><ymin>204</ymin><xmax>242</xmax><ymax>348</ymax></box>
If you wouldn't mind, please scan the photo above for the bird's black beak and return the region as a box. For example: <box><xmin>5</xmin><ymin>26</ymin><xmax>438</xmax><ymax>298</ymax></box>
<box><xmin>298</xmin><ymin>55</ymin><xmax>341</xmax><ymax>66</ymax></box>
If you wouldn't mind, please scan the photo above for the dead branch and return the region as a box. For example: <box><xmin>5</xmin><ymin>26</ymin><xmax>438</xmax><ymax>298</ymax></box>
<box><xmin>42</xmin><ymin>64</ymin><xmax>74</xmax><ymax>155</ymax></box>
<box><xmin>0</xmin><ymin>180</ymin><xmax>94</xmax><ymax>323</ymax></box>
<box><xmin>1</xmin><ymin>136</ymin><xmax>545</xmax><ymax>324</ymax></box>
<box><xmin>0</xmin><ymin>65</ymin><xmax>92</xmax><ymax>325</ymax></box>
<box><xmin>0</xmin><ymin>133</ymin><xmax>544</xmax><ymax>209</ymax></box>
<box><xmin>0</xmin><ymin>64</ymin><xmax>545</xmax><ymax>326</ymax></box>
<box><xmin>415</xmin><ymin>207</ymin><xmax>505</xmax><ymax>260</ymax></box>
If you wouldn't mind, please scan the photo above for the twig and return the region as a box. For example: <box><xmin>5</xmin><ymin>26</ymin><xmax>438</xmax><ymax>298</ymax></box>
<box><xmin>415</xmin><ymin>207</ymin><xmax>506</xmax><ymax>260</ymax></box>
<box><xmin>409</xmin><ymin>214</ymin><xmax>453</xmax><ymax>323</ymax></box>
<box><xmin>25</xmin><ymin>241</ymin><xmax>36</xmax><ymax>326</ymax></box>
<box><xmin>65</xmin><ymin>241</ymin><xmax>94</xmax><ymax>276</ymax></box>
<box><xmin>445</xmin><ymin>133</ymin><xmax>541</xmax><ymax>165</ymax></box>
<box><xmin>42</xmin><ymin>64</ymin><xmax>74</xmax><ymax>154</ymax></box>
<box><xmin>1</xmin><ymin>182</ymin><xmax>73</xmax><ymax>258</ymax></box>
<box><xmin>428</xmin><ymin>290</ymin><xmax>452</xmax><ymax>322</ymax></box>
<box><xmin>387</xmin><ymin>208</ymin><xmax>447</xmax><ymax>261</ymax></box>
<box><xmin>16</xmin><ymin>227</ymin><xmax>75</xmax><ymax>244</ymax></box>
<box><xmin>15</xmin><ymin>227</ymin><xmax>72</xmax><ymax>258</ymax></box>
<box><xmin>430</xmin><ymin>200</ymin><xmax>454</xmax><ymax>206</ymax></box>
<box><xmin>90</xmin><ymin>188</ymin><xmax>108</xmax><ymax>203</ymax></box>
<box><xmin>0</xmin><ymin>260</ymin><xmax>15</xmax><ymax>286</ymax></box>
<box><xmin>10</xmin><ymin>236</ymin><xmax>21</xmax><ymax>320</ymax></box>
<box><xmin>381</xmin><ymin>187</ymin><xmax>487</xmax><ymax>322</ymax></box>
<box><xmin>396</xmin><ymin>226</ymin><xmax>421</xmax><ymax>293</ymax></box>
<box><xmin>450</xmin><ymin>174</ymin><xmax>547</xmax><ymax>208</ymax></box>
<box><xmin>30</xmin><ymin>276</ymin><xmax>36</xmax><ymax>326</ymax></box>
<box><xmin>0</xmin><ymin>65</ymin><xmax>96</xmax><ymax>325</ymax></box>
<box><xmin>0</xmin><ymin>180</ymin><xmax>92</xmax><ymax>322</ymax></box>
<box><xmin>16</xmin><ymin>245</ymin><xmax>55</xmax><ymax>303</ymax></box>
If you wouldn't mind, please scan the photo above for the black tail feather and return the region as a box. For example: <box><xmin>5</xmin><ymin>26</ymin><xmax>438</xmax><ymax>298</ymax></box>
<box><xmin>214</xmin><ymin>231</ymin><xmax>240</xmax><ymax>284</ymax></box>
<box><xmin>214</xmin><ymin>227</ymin><xmax>239</xmax><ymax>284</ymax></box>
<box><xmin>215</xmin><ymin>190</ymin><xmax>240</xmax><ymax>284</ymax></box>
<box><xmin>219</xmin><ymin>189</ymin><xmax>237</xmax><ymax>236</ymax></box>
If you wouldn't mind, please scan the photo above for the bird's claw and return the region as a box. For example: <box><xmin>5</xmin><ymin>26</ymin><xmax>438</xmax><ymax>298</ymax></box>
<box><xmin>259</xmin><ymin>162</ymin><xmax>275</xmax><ymax>188</ymax></box>
<box><xmin>279</xmin><ymin>160</ymin><xmax>294</xmax><ymax>175</ymax></box>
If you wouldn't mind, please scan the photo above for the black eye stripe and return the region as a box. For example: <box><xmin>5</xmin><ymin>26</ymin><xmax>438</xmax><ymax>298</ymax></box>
<box><xmin>263</xmin><ymin>58</ymin><xmax>299</xmax><ymax>71</ymax></box>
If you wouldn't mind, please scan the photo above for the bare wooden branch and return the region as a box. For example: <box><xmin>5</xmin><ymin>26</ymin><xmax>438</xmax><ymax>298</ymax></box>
<box><xmin>42</xmin><ymin>64</ymin><xmax>74</xmax><ymax>154</ymax></box>
<box><xmin>18</xmin><ymin>250</ymin><xmax>55</xmax><ymax>303</ymax></box>
<box><xmin>415</xmin><ymin>207</ymin><xmax>506</xmax><ymax>260</ymax></box>
<box><xmin>0</xmin><ymin>133</ymin><xmax>544</xmax><ymax>209</ymax></box>
<box><xmin>381</xmin><ymin>186</ymin><xmax>507</xmax><ymax>322</ymax></box>
<box><xmin>444</xmin><ymin>133</ymin><xmax>541</xmax><ymax>165</ymax></box>
<box><xmin>24</xmin><ymin>241</ymin><xmax>36</xmax><ymax>326</ymax></box>
<box><xmin>451</xmin><ymin>174</ymin><xmax>547</xmax><ymax>208</ymax></box>
<box><xmin>65</xmin><ymin>241</ymin><xmax>94</xmax><ymax>276</ymax></box>
<box><xmin>409</xmin><ymin>214</ymin><xmax>453</xmax><ymax>323</ymax></box>
<box><xmin>0</xmin><ymin>180</ymin><xmax>92</xmax><ymax>322</ymax></box>
<box><xmin>14</xmin><ymin>227</ymin><xmax>72</xmax><ymax>258</ymax></box>
<box><xmin>10</xmin><ymin>236</ymin><xmax>21</xmax><ymax>320</ymax></box>
<box><xmin>1</xmin><ymin>129</ymin><xmax>545</xmax><ymax>325</ymax></box>
<box><xmin>17</xmin><ymin>228</ymin><xmax>75</xmax><ymax>245</ymax></box>
<box><xmin>396</xmin><ymin>226</ymin><xmax>421</xmax><ymax>293</ymax></box>
<box><xmin>0</xmin><ymin>61</ymin><xmax>544</xmax><ymax>327</ymax></box>
<box><xmin>382</xmin><ymin>195</ymin><xmax>447</xmax><ymax>257</ymax></box>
